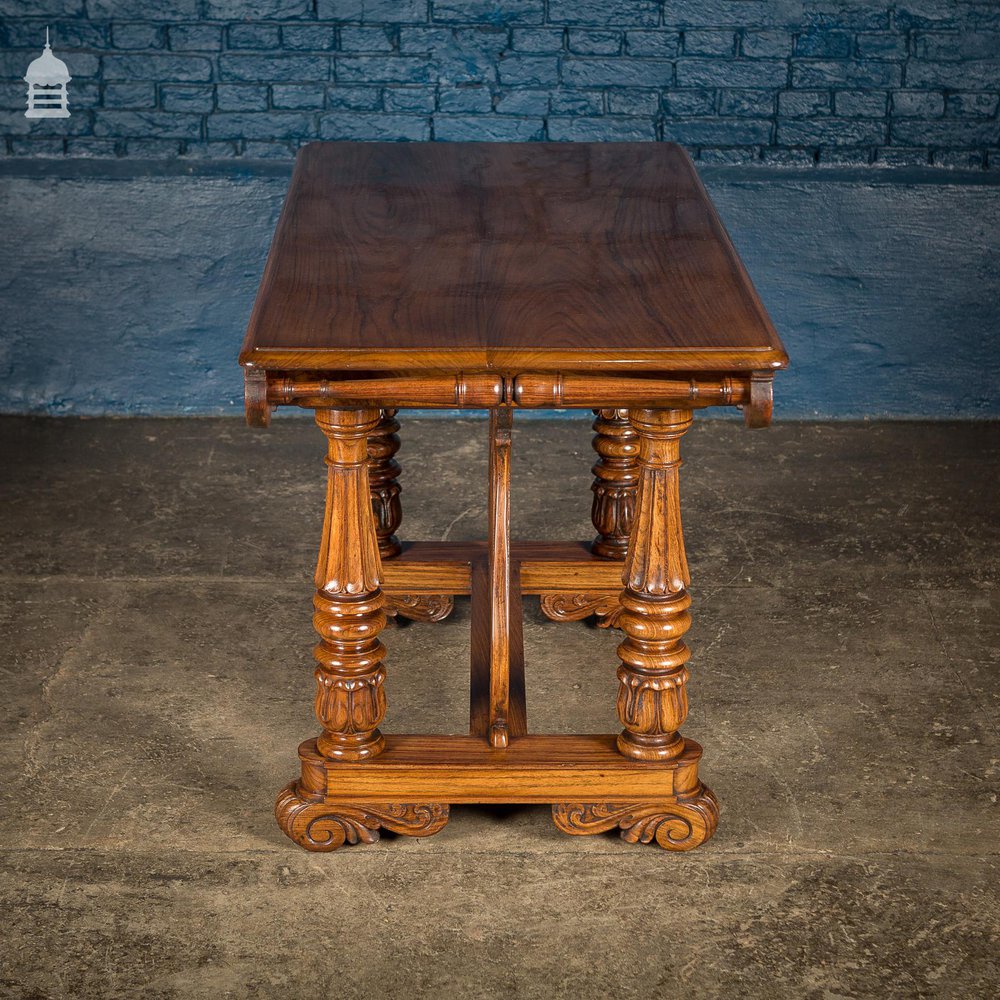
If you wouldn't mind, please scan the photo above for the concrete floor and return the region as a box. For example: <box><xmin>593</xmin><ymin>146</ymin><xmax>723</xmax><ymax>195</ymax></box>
<box><xmin>0</xmin><ymin>415</ymin><xmax>997</xmax><ymax>999</ymax></box>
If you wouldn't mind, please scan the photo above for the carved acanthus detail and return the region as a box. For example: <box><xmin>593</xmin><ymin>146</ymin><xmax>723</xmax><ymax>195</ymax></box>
<box><xmin>275</xmin><ymin>783</ymin><xmax>450</xmax><ymax>852</ymax></box>
<box><xmin>539</xmin><ymin>592</ymin><xmax>624</xmax><ymax>628</ymax></box>
<box><xmin>551</xmin><ymin>789</ymin><xmax>719</xmax><ymax>851</ymax></box>
<box><xmin>385</xmin><ymin>593</ymin><xmax>455</xmax><ymax>623</ymax></box>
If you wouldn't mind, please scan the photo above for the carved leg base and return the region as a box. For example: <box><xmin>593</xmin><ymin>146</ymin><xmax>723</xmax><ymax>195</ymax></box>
<box><xmin>539</xmin><ymin>592</ymin><xmax>625</xmax><ymax>629</ymax></box>
<box><xmin>275</xmin><ymin>782</ymin><xmax>450</xmax><ymax>853</ymax></box>
<box><xmin>384</xmin><ymin>593</ymin><xmax>455</xmax><ymax>623</ymax></box>
<box><xmin>551</xmin><ymin>785</ymin><xmax>719</xmax><ymax>852</ymax></box>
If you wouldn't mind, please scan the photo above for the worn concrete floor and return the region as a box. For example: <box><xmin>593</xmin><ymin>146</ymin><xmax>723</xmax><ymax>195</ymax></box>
<box><xmin>0</xmin><ymin>416</ymin><xmax>997</xmax><ymax>999</ymax></box>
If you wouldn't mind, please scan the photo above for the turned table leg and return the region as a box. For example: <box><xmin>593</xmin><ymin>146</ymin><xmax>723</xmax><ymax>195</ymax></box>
<box><xmin>538</xmin><ymin>408</ymin><xmax>636</xmax><ymax>628</ymax></box>
<box><xmin>275</xmin><ymin>407</ymin><xmax>449</xmax><ymax>851</ymax></box>
<box><xmin>591</xmin><ymin>408</ymin><xmax>639</xmax><ymax>559</ymax></box>
<box><xmin>553</xmin><ymin>408</ymin><xmax>718</xmax><ymax>850</ymax></box>
<box><xmin>371</xmin><ymin>408</ymin><xmax>455</xmax><ymax>624</ymax></box>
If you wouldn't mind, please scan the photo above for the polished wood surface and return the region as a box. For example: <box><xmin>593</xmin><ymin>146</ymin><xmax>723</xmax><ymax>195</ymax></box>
<box><xmin>241</xmin><ymin>142</ymin><xmax>787</xmax><ymax>373</ymax></box>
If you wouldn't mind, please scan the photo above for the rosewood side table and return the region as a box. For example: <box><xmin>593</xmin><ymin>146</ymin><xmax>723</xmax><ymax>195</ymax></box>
<box><xmin>240</xmin><ymin>142</ymin><xmax>787</xmax><ymax>853</ymax></box>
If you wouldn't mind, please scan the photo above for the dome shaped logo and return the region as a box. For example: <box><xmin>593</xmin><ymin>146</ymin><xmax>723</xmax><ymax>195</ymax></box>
<box><xmin>24</xmin><ymin>28</ymin><xmax>71</xmax><ymax>119</ymax></box>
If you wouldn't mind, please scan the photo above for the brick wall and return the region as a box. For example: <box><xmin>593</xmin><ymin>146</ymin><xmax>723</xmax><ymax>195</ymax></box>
<box><xmin>2</xmin><ymin>1</ymin><xmax>998</xmax><ymax>165</ymax></box>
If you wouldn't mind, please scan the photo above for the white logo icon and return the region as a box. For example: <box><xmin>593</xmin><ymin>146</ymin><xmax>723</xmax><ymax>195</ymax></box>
<box><xmin>25</xmin><ymin>28</ymin><xmax>71</xmax><ymax>119</ymax></box>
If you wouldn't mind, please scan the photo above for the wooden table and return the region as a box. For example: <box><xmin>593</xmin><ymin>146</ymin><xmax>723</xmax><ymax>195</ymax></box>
<box><xmin>241</xmin><ymin>142</ymin><xmax>787</xmax><ymax>852</ymax></box>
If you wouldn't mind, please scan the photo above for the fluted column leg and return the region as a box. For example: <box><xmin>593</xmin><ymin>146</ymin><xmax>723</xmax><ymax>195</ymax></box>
<box><xmin>552</xmin><ymin>407</ymin><xmax>718</xmax><ymax>851</ymax></box>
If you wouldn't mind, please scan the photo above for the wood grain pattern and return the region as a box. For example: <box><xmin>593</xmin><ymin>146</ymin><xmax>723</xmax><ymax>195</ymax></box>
<box><xmin>487</xmin><ymin>407</ymin><xmax>514</xmax><ymax>748</ymax></box>
<box><xmin>296</xmin><ymin>734</ymin><xmax>704</xmax><ymax>803</ymax></box>
<box><xmin>368</xmin><ymin>408</ymin><xmax>402</xmax><ymax>559</ymax></box>
<box><xmin>241</xmin><ymin>142</ymin><xmax>787</xmax><ymax>374</ymax></box>
<box><xmin>590</xmin><ymin>408</ymin><xmax>638</xmax><ymax>559</ymax></box>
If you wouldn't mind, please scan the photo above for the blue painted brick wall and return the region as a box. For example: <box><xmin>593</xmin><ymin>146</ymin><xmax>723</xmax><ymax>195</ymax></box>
<box><xmin>1</xmin><ymin>1</ymin><xmax>998</xmax><ymax>166</ymax></box>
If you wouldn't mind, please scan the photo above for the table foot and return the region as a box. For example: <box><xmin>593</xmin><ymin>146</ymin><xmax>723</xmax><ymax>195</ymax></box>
<box><xmin>385</xmin><ymin>593</ymin><xmax>455</xmax><ymax>623</ymax></box>
<box><xmin>551</xmin><ymin>786</ymin><xmax>719</xmax><ymax>851</ymax></box>
<box><xmin>275</xmin><ymin>782</ymin><xmax>450</xmax><ymax>852</ymax></box>
<box><xmin>539</xmin><ymin>592</ymin><xmax>624</xmax><ymax>629</ymax></box>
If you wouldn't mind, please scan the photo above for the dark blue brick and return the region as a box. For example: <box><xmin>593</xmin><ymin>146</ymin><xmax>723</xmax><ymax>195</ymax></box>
<box><xmin>795</xmin><ymin>31</ymin><xmax>852</xmax><ymax>58</ymax></box>
<box><xmin>340</xmin><ymin>27</ymin><xmax>396</xmax><ymax>53</ymax></box>
<box><xmin>272</xmin><ymin>85</ymin><xmax>326</xmax><ymax>109</ymax></box>
<box><xmin>434</xmin><ymin>114</ymin><xmax>543</xmax><ymax>140</ymax></box>
<box><xmin>511</xmin><ymin>29</ymin><xmax>564</xmax><ymax>53</ymax></box>
<box><xmin>93</xmin><ymin>111</ymin><xmax>202</xmax><ymax>139</ymax></box>
<box><xmin>4</xmin><ymin>20</ymin><xmax>108</xmax><ymax>49</ymax></box>
<box><xmin>169</xmin><ymin>25</ymin><xmax>223</xmax><ymax>52</ymax></box>
<box><xmin>281</xmin><ymin>25</ymin><xmax>337</xmax><ymax>51</ymax></box>
<box><xmin>933</xmin><ymin>149</ymin><xmax>985</xmax><ymax>168</ymax></box>
<box><xmin>103</xmin><ymin>82</ymin><xmax>156</xmax><ymax>109</ymax></box>
<box><xmin>66</xmin><ymin>138</ymin><xmax>121</xmax><ymax>157</ymax></box>
<box><xmin>0</xmin><ymin>83</ymin><xmax>27</xmax><ymax>111</ymax></box>
<box><xmin>549</xmin><ymin>89</ymin><xmax>603</xmax><ymax>114</ymax></box>
<box><xmin>548</xmin><ymin>115</ymin><xmax>655</xmax><ymax>140</ymax></box>
<box><xmin>778</xmin><ymin>118</ymin><xmax>887</xmax><ymax>146</ymax></box>
<box><xmin>320</xmin><ymin>111</ymin><xmax>430</xmax><ymax>139</ymax></box>
<box><xmin>662</xmin><ymin>89</ymin><xmax>716</xmax><ymax>116</ymax></box>
<box><xmin>317</xmin><ymin>0</ymin><xmax>428</xmax><ymax>22</ymax></box>
<box><xmin>665</xmin><ymin>118</ymin><xmax>772</xmax><ymax>144</ymax></box>
<box><xmin>89</xmin><ymin>0</ymin><xmax>198</xmax><ymax>19</ymax></box>
<box><xmin>337</xmin><ymin>56</ymin><xmax>430</xmax><ymax>83</ymax></box>
<box><xmin>10</xmin><ymin>137</ymin><xmax>64</xmax><ymax>156</ymax></box>
<box><xmin>111</xmin><ymin>23</ymin><xmax>165</xmax><ymax>50</ymax></box>
<box><xmin>548</xmin><ymin>1</ymin><xmax>659</xmax><ymax>28</ymax></box>
<box><xmin>160</xmin><ymin>85</ymin><xmax>214</xmax><ymax>113</ymax></box>
<box><xmin>663</xmin><ymin>1</ymin><xmax>798</xmax><ymax>29</ymax></box>
<box><xmin>327</xmin><ymin>85</ymin><xmax>382</xmax><ymax>110</ymax></box>
<box><xmin>228</xmin><ymin>25</ymin><xmax>281</xmax><ymax>50</ymax></box>
<box><xmin>874</xmin><ymin>146</ymin><xmax>931</xmax><ymax>166</ymax></box>
<box><xmin>740</xmin><ymin>31</ymin><xmax>791</xmax><ymax>59</ymax></box>
<box><xmin>625</xmin><ymin>31</ymin><xmax>681</xmax><ymax>58</ymax></box>
<box><xmin>803</xmin><ymin>4</ymin><xmax>889</xmax><ymax>31</ymax></box>
<box><xmin>243</xmin><ymin>140</ymin><xmax>298</xmax><ymax>157</ymax></box>
<box><xmin>891</xmin><ymin>91</ymin><xmax>944</xmax><ymax>117</ymax></box>
<box><xmin>205</xmin><ymin>0</ymin><xmax>311</xmax><ymax>17</ymax></box>
<box><xmin>913</xmin><ymin>31</ymin><xmax>1000</xmax><ymax>60</ymax></box>
<box><xmin>216</xmin><ymin>85</ymin><xmax>269</xmax><ymax>111</ymax></box>
<box><xmin>562</xmin><ymin>58</ymin><xmax>673</xmax><ymax>88</ymax></box>
<box><xmin>498</xmin><ymin>55</ymin><xmax>558</xmax><ymax>86</ymax></box>
<box><xmin>180</xmin><ymin>140</ymin><xmax>239</xmax><ymax>158</ymax></box>
<box><xmin>792</xmin><ymin>60</ymin><xmax>901</xmax><ymax>88</ymax></box>
<box><xmin>698</xmin><ymin>147</ymin><xmax>759</xmax><ymax>164</ymax></box>
<box><xmin>383</xmin><ymin>86</ymin><xmax>435</xmax><ymax>112</ymax></box>
<box><xmin>495</xmin><ymin>88</ymin><xmax>548</xmax><ymax>114</ymax></box>
<box><xmin>438</xmin><ymin>85</ymin><xmax>492</xmax><ymax>112</ymax></box>
<box><xmin>906</xmin><ymin>60</ymin><xmax>1000</xmax><ymax>90</ymax></box>
<box><xmin>607</xmin><ymin>89</ymin><xmax>659</xmax><ymax>115</ymax></box>
<box><xmin>208</xmin><ymin>111</ymin><xmax>315</xmax><ymax>140</ymax></box>
<box><xmin>104</xmin><ymin>54</ymin><xmax>212</xmax><ymax>82</ymax></box>
<box><xmin>432</xmin><ymin>0</ymin><xmax>542</xmax><ymax>24</ymax></box>
<box><xmin>778</xmin><ymin>90</ymin><xmax>831</xmax><ymax>117</ymax></box>
<box><xmin>220</xmin><ymin>55</ymin><xmax>330</xmax><ymax>82</ymax></box>
<box><xmin>684</xmin><ymin>31</ymin><xmax>736</xmax><ymax>57</ymax></box>
<box><xmin>718</xmin><ymin>89</ymin><xmax>774</xmax><ymax>117</ymax></box>
<box><xmin>946</xmin><ymin>92</ymin><xmax>1000</xmax><ymax>118</ymax></box>
<box><xmin>126</xmin><ymin>138</ymin><xmax>182</xmax><ymax>156</ymax></box>
<box><xmin>834</xmin><ymin>90</ymin><xmax>887</xmax><ymax>117</ymax></box>
<box><xmin>891</xmin><ymin>118</ymin><xmax>1000</xmax><ymax>146</ymax></box>
<box><xmin>568</xmin><ymin>30</ymin><xmax>622</xmax><ymax>56</ymax></box>
<box><xmin>855</xmin><ymin>33</ymin><xmax>907</xmax><ymax>59</ymax></box>
<box><xmin>677</xmin><ymin>59</ymin><xmax>786</xmax><ymax>88</ymax></box>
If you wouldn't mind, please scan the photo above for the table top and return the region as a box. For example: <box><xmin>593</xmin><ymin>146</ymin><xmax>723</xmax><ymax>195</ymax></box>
<box><xmin>241</xmin><ymin>142</ymin><xmax>787</xmax><ymax>374</ymax></box>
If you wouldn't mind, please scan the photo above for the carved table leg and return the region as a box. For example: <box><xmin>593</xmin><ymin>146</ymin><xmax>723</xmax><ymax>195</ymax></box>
<box><xmin>275</xmin><ymin>407</ymin><xmax>449</xmax><ymax>852</ymax></box>
<box><xmin>590</xmin><ymin>408</ymin><xmax>639</xmax><ymax>559</ymax></box>
<box><xmin>552</xmin><ymin>408</ymin><xmax>718</xmax><ymax>851</ymax></box>
<box><xmin>539</xmin><ymin>409</ymin><xmax>636</xmax><ymax>628</ymax></box>
<box><xmin>370</xmin><ymin>408</ymin><xmax>456</xmax><ymax>625</ymax></box>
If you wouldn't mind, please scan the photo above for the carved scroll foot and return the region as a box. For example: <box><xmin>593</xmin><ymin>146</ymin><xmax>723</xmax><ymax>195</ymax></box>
<box><xmin>539</xmin><ymin>592</ymin><xmax>624</xmax><ymax>629</ymax></box>
<box><xmin>551</xmin><ymin>786</ymin><xmax>719</xmax><ymax>852</ymax></box>
<box><xmin>384</xmin><ymin>593</ymin><xmax>455</xmax><ymax>624</ymax></box>
<box><xmin>275</xmin><ymin>783</ymin><xmax>450</xmax><ymax>852</ymax></box>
